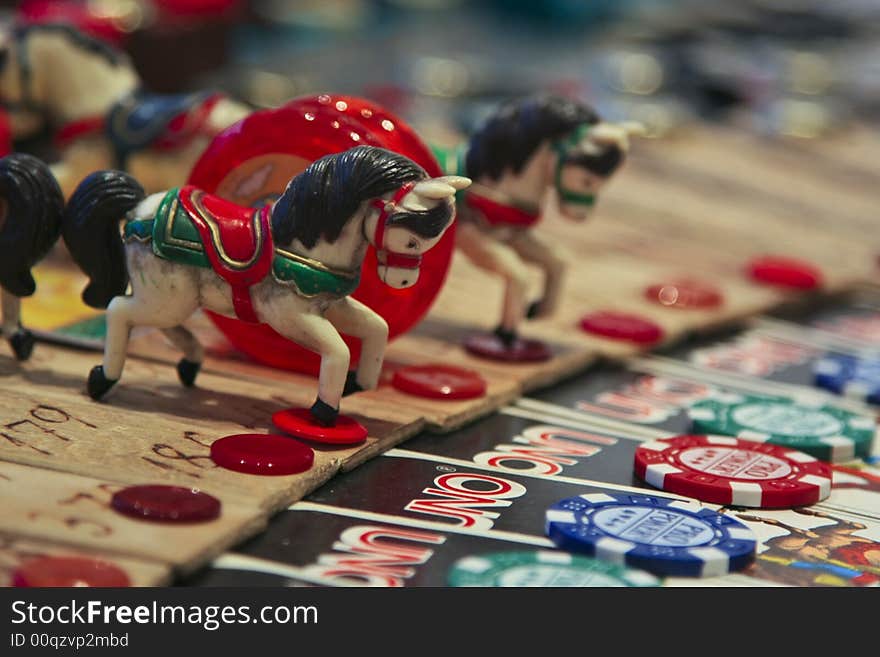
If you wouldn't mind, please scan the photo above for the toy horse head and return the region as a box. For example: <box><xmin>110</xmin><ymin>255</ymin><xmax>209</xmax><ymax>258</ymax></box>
<box><xmin>466</xmin><ymin>94</ymin><xmax>642</xmax><ymax>221</ymax></box>
<box><xmin>271</xmin><ymin>145</ymin><xmax>469</xmax><ymax>290</ymax></box>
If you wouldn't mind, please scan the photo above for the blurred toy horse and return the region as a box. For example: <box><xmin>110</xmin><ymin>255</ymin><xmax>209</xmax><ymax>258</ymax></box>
<box><xmin>0</xmin><ymin>152</ymin><xmax>64</xmax><ymax>360</ymax></box>
<box><xmin>440</xmin><ymin>95</ymin><xmax>641</xmax><ymax>359</ymax></box>
<box><xmin>0</xmin><ymin>22</ymin><xmax>250</xmax><ymax>196</ymax></box>
<box><xmin>63</xmin><ymin>145</ymin><xmax>468</xmax><ymax>425</ymax></box>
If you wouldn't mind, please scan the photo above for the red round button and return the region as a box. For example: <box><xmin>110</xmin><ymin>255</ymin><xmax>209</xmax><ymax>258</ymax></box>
<box><xmin>12</xmin><ymin>556</ymin><xmax>131</xmax><ymax>587</ymax></box>
<box><xmin>579</xmin><ymin>311</ymin><xmax>664</xmax><ymax>345</ymax></box>
<box><xmin>747</xmin><ymin>256</ymin><xmax>823</xmax><ymax>290</ymax></box>
<box><xmin>392</xmin><ymin>364</ymin><xmax>487</xmax><ymax>400</ymax></box>
<box><xmin>211</xmin><ymin>433</ymin><xmax>314</xmax><ymax>476</ymax></box>
<box><xmin>644</xmin><ymin>280</ymin><xmax>723</xmax><ymax>310</ymax></box>
<box><xmin>272</xmin><ymin>408</ymin><xmax>368</xmax><ymax>445</ymax></box>
<box><xmin>111</xmin><ymin>485</ymin><xmax>221</xmax><ymax>523</ymax></box>
<box><xmin>463</xmin><ymin>333</ymin><xmax>552</xmax><ymax>363</ymax></box>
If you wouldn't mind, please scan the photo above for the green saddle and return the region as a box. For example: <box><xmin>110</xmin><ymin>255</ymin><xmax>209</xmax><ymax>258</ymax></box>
<box><xmin>123</xmin><ymin>188</ymin><xmax>361</xmax><ymax>299</ymax></box>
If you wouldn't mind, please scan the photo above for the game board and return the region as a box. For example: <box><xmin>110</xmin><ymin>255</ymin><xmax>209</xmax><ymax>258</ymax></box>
<box><xmin>2</xmin><ymin>117</ymin><xmax>879</xmax><ymax>587</ymax></box>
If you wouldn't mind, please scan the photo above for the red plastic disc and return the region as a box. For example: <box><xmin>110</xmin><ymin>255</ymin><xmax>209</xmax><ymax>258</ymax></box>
<box><xmin>111</xmin><ymin>485</ymin><xmax>221</xmax><ymax>523</ymax></box>
<box><xmin>392</xmin><ymin>364</ymin><xmax>487</xmax><ymax>400</ymax></box>
<box><xmin>463</xmin><ymin>333</ymin><xmax>552</xmax><ymax>363</ymax></box>
<box><xmin>272</xmin><ymin>408</ymin><xmax>368</xmax><ymax>445</ymax></box>
<box><xmin>579</xmin><ymin>311</ymin><xmax>664</xmax><ymax>345</ymax></box>
<box><xmin>644</xmin><ymin>280</ymin><xmax>723</xmax><ymax>310</ymax></box>
<box><xmin>634</xmin><ymin>434</ymin><xmax>832</xmax><ymax>508</ymax></box>
<box><xmin>188</xmin><ymin>94</ymin><xmax>451</xmax><ymax>376</ymax></box>
<box><xmin>211</xmin><ymin>433</ymin><xmax>314</xmax><ymax>476</ymax></box>
<box><xmin>12</xmin><ymin>556</ymin><xmax>131</xmax><ymax>587</ymax></box>
<box><xmin>747</xmin><ymin>255</ymin><xmax>823</xmax><ymax>290</ymax></box>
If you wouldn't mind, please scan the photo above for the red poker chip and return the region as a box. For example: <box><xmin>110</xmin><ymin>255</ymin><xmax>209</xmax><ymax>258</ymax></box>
<box><xmin>579</xmin><ymin>311</ymin><xmax>664</xmax><ymax>345</ymax></box>
<box><xmin>644</xmin><ymin>280</ymin><xmax>723</xmax><ymax>310</ymax></box>
<box><xmin>111</xmin><ymin>485</ymin><xmax>221</xmax><ymax>523</ymax></box>
<box><xmin>463</xmin><ymin>333</ymin><xmax>552</xmax><ymax>363</ymax></box>
<box><xmin>211</xmin><ymin>433</ymin><xmax>314</xmax><ymax>476</ymax></box>
<box><xmin>392</xmin><ymin>364</ymin><xmax>487</xmax><ymax>400</ymax></box>
<box><xmin>272</xmin><ymin>408</ymin><xmax>368</xmax><ymax>445</ymax></box>
<box><xmin>634</xmin><ymin>435</ymin><xmax>832</xmax><ymax>508</ymax></box>
<box><xmin>13</xmin><ymin>556</ymin><xmax>131</xmax><ymax>587</ymax></box>
<box><xmin>747</xmin><ymin>256</ymin><xmax>823</xmax><ymax>290</ymax></box>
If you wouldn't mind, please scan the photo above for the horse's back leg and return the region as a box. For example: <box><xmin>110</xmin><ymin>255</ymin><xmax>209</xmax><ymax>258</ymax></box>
<box><xmin>89</xmin><ymin>246</ymin><xmax>200</xmax><ymax>400</ymax></box>
<box><xmin>1</xmin><ymin>289</ymin><xmax>34</xmax><ymax>361</ymax></box>
<box><xmin>161</xmin><ymin>325</ymin><xmax>204</xmax><ymax>387</ymax></box>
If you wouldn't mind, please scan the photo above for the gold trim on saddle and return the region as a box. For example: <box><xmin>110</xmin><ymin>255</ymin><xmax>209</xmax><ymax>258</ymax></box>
<box><xmin>273</xmin><ymin>247</ymin><xmax>358</xmax><ymax>278</ymax></box>
<box><xmin>164</xmin><ymin>196</ymin><xmax>201</xmax><ymax>250</ymax></box>
<box><xmin>188</xmin><ymin>190</ymin><xmax>265</xmax><ymax>271</ymax></box>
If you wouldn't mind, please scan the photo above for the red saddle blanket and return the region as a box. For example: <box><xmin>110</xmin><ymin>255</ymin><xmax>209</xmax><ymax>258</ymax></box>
<box><xmin>178</xmin><ymin>185</ymin><xmax>274</xmax><ymax>323</ymax></box>
<box><xmin>465</xmin><ymin>192</ymin><xmax>540</xmax><ymax>229</ymax></box>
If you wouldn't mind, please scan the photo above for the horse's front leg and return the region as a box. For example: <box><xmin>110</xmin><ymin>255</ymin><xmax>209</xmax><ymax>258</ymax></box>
<box><xmin>510</xmin><ymin>230</ymin><xmax>566</xmax><ymax>320</ymax></box>
<box><xmin>1</xmin><ymin>289</ymin><xmax>34</xmax><ymax>361</ymax></box>
<box><xmin>263</xmin><ymin>299</ymin><xmax>350</xmax><ymax>425</ymax></box>
<box><xmin>325</xmin><ymin>297</ymin><xmax>389</xmax><ymax>395</ymax></box>
<box><xmin>457</xmin><ymin>222</ymin><xmax>530</xmax><ymax>344</ymax></box>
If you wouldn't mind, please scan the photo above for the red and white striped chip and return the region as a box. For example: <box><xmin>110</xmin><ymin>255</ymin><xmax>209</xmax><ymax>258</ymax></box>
<box><xmin>633</xmin><ymin>435</ymin><xmax>832</xmax><ymax>508</ymax></box>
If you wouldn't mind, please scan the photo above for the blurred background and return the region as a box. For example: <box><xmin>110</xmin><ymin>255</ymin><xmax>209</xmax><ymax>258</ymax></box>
<box><xmin>3</xmin><ymin>0</ymin><xmax>879</xmax><ymax>145</ymax></box>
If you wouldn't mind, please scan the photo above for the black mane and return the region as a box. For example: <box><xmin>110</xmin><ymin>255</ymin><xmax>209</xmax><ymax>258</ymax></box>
<box><xmin>12</xmin><ymin>22</ymin><xmax>125</xmax><ymax>69</ymax></box>
<box><xmin>466</xmin><ymin>95</ymin><xmax>605</xmax><ymax>181</ymax></box>
<box><xmin>272</xmin><ymin>146</ymin><xmax>433</xmax><ymax>248</ymax></box>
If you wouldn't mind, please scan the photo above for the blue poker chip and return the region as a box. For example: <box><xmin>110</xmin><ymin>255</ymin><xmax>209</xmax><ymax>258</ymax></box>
<box><xmin>814</xmin><ymin>354</ymin><xmax>880</xmax><ymax>405</ymax></box>
<box><xmin>545</xmin><ymin>493</ymin><xmax>757</xmax><ymax>577</ymax></box>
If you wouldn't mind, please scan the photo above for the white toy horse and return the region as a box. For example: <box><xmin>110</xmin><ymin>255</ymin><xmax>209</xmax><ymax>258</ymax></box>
<box><xmin>62</xmin><ymin>145</ymin><xmax>469</xmax><ymax>425</ymax></box>
<box><xmin>440</xmin><ymin>95</ymin><xmax>642</xmax><ymax>358</ymax></box>
<box><xmin>0</xmin><ymin>22</ymin><xmax>250</xmax><ymax>197</ymax></box>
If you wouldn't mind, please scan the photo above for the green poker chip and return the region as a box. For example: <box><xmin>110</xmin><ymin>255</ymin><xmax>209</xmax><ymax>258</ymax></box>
<box><xmin>687</xmin><ymin>392</ymin><xmax>876</xmax><ymax>463</ymax></box>
<box><xmin>447</xmin><ymin>551</ymin><xmax>661</xmax><ymax>587</ymax></box>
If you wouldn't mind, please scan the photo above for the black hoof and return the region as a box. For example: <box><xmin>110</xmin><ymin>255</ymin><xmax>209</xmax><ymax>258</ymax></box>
<box><xmin>493</xmin><ymin>325</ymin><xmax>518</xmax><ymax>348</ymax></box>
<box><xmin>87</xmin><ymin>366</ymin><xmax>117</xmax><ymax>401</ymax></box>
<box><xmin>9</xmin><ymin>329</ymin><xmax>36</xmax><ymax>361</ymax></box>
<box><xmin>177</xmin><ymin>358</ymin><xmax>201</xmax><ymax>387</ymax></box>
<box><xmin>526</xmin><ymin>301</ymin><xmax>541</xmax><ymax>319</ymax></box>
<box><xmin>343</xmin><ymin>370</ymin><xmax>363</xmax><ymax>397</ymax></box>
<box><xmin>310</xmin><ymin>398</ymin><xmax>339</xmax><ymax>427</ymax></box>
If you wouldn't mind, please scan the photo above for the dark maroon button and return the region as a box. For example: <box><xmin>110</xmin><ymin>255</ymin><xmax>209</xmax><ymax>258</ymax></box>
<box><xmin>13</xmin><ymin>556</ymin><xmax>131</xmax><ymax>587</ymax></box>
<box><xmin>463</xmin><ymin>333</ymin><xmax>552</xmax><ymax>362</ymax></box>
<box><xmin>111</xmin><ymin>485</ymin><xmax>221</xmax><ymax>523</ymax></box>
<box><xmin>392</xmin><ymin>364</ymin><xmax>487</xmax><ymax>400</ymax></box>
<box><xmin>644</xmin><ymin>280</ymin><xmax>723</xmax><ymax>310</ymax></box>
<box><xmin>272</xmin><ymin>408</ymin><xmax>368</xmax><ymax>445</ymax></box>
<box><xmin>211</xmin><ymin>433</ymin><xmax>314</xmax><ymax>475</ymax></box>
<box><xmin>747</xmin><ymin>255</ymin><xmax>822</xmax><ymax>290</ymax></box>
<box><xmin>579</xmin><ymin>311</ymin><xmax>664</xmax><ymax>345</ymax></box>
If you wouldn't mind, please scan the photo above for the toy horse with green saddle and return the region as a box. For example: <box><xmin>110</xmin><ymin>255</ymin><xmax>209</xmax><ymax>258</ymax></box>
<box><xmin>63</xmin><ymin>145</ymin><xmax>469</xmax><ymax>426</ymax></box>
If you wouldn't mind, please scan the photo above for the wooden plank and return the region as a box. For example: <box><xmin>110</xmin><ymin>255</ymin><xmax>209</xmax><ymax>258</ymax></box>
<box><xmin>0</xmin><ymin>533</ymin><xmax>171</xmax><ymax>587</ymax></box>
<box><xmin>0</xmin><ymin>347</ymin><xmax>418</xmax><ymax>513</ymax></box>
<box><xmin>0</xmin><ymin>460</ymin><xmax>265</xmax><ymax>573</ymax></box>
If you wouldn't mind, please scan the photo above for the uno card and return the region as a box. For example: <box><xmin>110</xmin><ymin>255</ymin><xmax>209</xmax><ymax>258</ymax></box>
<box><xmin>188</xmin><ymin>507</ymin><xmax>558</xmax><ymax>587</ymax></box>
<box><xmin>304</xmin><ymin>452</ymin><xmax>658</xmax><ymax>538</ymax></box>
<box><xmin>404</xmin><ymin>410</ymin><xmax>646</xmax><ymax>488</ymax></box>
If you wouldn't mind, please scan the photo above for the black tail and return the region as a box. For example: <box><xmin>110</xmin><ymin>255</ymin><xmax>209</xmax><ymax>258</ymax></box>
<box><xmin>62</xmin><ymin>170</ymin><xmax>145</xmax><ymax>309</ymax></box>
<box><xmin>0</xmin><ymin>153</ymin><xmax>64</xmax><ymax>298</ymax></box>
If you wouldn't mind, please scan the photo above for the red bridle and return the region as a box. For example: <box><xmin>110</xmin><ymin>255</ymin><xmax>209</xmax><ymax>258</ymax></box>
<box><xmin>370</xmin><ymin>182</ymin><xmax>423</xmax><ymax>270</ymax></box>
